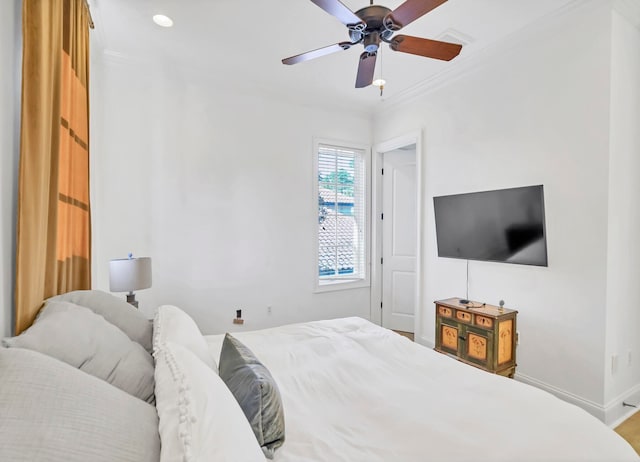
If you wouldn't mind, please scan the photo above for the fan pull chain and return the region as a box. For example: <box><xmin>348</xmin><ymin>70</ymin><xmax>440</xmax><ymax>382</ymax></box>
<box><xmin>378</xmin><ymin>49</ymin><xmax>385</xmax><ymax>97</ymax></box>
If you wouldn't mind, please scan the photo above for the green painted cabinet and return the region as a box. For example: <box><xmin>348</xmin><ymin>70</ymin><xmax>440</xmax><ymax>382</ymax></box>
<box><xmin>434</xmin><ymin>298</ymin><xmax>517</xmax><ymax>378</ymax></box>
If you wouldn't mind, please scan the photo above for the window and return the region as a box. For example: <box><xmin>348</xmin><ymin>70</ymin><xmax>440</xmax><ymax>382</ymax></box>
<box><xmin>315</xmin><ymin>141</ymin><xmax>369</xmax><ymax>290</ymax></box>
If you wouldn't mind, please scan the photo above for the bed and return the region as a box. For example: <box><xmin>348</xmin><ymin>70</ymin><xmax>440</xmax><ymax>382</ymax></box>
<box><xmin>1</xmin><ymin>291</ymin><xmax>638</xmax><ymax>462</ymax></box>
<box><xmin>204</xmin><ymin>316</ymin><xmax>638</xmax><ymax>462</ymax></box>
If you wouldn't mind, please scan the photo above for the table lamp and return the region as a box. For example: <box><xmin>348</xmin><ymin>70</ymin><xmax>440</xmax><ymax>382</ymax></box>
<box><xmin>109</xmin><ymin>254</ymin><xmax>152</xmax><ymax>308</ymax></box>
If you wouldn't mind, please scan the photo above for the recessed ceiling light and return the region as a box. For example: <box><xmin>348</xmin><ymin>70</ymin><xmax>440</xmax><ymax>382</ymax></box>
<box><xmin>153</xmin><ymin>14</ymin><xmax>173</xmax><ymax>28</ymax></box>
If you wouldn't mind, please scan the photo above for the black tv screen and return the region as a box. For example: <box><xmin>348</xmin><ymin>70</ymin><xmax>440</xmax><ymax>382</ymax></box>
<box><xmin>433</xmin><ymin>185</ymin><xmax>548</xmax><ymax>266</ymax></box>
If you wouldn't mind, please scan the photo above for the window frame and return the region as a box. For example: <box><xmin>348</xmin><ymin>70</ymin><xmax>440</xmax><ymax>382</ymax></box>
<box><xmin>313</xmin><ymin>138</ymin><xmax>371</xmax><ymax>293</ymax></box>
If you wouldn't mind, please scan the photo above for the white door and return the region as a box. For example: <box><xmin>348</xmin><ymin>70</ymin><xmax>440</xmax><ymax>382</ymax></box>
<box><xmin>382</xmin><ymin>149</ymin><xmax>417</xmax><ymax>332</ymax></box>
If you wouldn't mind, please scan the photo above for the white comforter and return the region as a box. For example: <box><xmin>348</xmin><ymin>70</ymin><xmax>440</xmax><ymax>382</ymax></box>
<box><xmin>206</xmin><ymin>317</ymin><xmax>638</xmax><ymax>462</ymax></box>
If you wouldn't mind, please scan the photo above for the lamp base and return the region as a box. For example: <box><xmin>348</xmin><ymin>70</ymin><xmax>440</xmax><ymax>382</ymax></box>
<box><xmin>126</xmin><ymin>293</ymin><xmax>139</xmax><ymax>309</ymax></box>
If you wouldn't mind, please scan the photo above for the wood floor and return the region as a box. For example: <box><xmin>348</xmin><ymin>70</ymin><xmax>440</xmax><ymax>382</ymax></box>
<box><xmin>616</xmin><ymin>410</ymin><xmax>640</xmax><ymax>455</ymax></box>
<box><xmin>393</xmin><ymin>330</ymin><xmax>414</xmax><ymax>341</ymax></box>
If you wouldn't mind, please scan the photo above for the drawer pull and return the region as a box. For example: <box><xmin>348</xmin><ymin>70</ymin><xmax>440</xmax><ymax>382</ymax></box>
<box><xmin>438</xmin><ymin>306</ymin><xmax>452</xmax><ymax>317</ymax></box>
<box><xmin>475</xmin><ymin>316</ymin><xmax>493</xmax><ymax>328</ymax></box>
<box><xmin>456</xmin><ymin>311</ymin><xmax>472</xmax><ymax>322</ymax></box>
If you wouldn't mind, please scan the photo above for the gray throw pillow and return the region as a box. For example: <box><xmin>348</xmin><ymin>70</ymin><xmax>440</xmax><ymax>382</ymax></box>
<box><xmin>0</xmin><ymin>347</ymin><xmax>160</xmax><ymax>462</ymax></box>
<box><xmin>3</xmin><ymin>301</ymin><xmax>155</xmax><ymax>403</ymax></box>
<box><xmin>219</xmin><ymin>333</ymin><xmax>285</xmax><ymax>459</ymax></box>
<box><xmin>47</xmin><ymin>289</ymin><xmax>153</xmax><ymax>352</ymax></box>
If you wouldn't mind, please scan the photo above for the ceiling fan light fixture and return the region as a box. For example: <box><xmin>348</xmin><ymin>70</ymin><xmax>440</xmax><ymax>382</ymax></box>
<box><xmin>153</xmin><ymin>14</ymin><xmax>174</xmax><ymax>28</ymax></box>
<box><xmin>372</xmin><ymin>78</ymin><xmax>386</xmax><ymax>88</ymax></box>
<box><xmin>363</xmin><ymin>30</ymin><xmax>381</xmax><ymax>53</ymax></box>
<box><xmin>281</xmin><ymin>0</ymin><xmax>462</xmax><ymax>89</ymax></box>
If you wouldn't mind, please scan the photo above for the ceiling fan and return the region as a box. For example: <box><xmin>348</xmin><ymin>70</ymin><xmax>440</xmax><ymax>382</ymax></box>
<box><xmin>282</xmin><ymin>0</ymin><xmax>462</xmax><ymax>88</ymax></box>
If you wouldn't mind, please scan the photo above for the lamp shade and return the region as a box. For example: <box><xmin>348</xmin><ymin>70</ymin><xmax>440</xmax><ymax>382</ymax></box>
<box><xmin>109</xmin><ymin>257</ymin><xmax>152</xmax><ymax>293</ymax></box>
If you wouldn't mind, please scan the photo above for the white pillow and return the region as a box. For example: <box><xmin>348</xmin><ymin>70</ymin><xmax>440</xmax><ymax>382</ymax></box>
<box><xmin>47</xmin><ymin>290</ymin><xmax>153</xmax><ymax>352</ymax></box>
<box><xmin>153</xmin><ymin>305</ymin><xmax>217</xmax><ymax>370</ymax></box>
<box><xmin>4</xmin><ymin>301</ymin><xmax>155</xmax><ymax>403</ymax></box>
<box><xmin>153</xmin><ymin>342</ymin><xmax>266</xmax><ymax>462</ymax></box>
<box><xmin>0</xmin><ymin>347</ymin><xmax>160</xmax><ymax>462</ymax></box>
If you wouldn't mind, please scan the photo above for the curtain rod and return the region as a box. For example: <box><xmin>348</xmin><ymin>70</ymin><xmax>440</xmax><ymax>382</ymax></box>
<box><xmin>83</xmin><ymin>0</ymin><xmax>95</xmax><ymax>29</ymax></box>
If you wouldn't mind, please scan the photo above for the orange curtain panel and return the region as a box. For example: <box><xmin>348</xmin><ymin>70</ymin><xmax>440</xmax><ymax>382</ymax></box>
<box><xmin>15</xmin><ymin>0</ymin><xmax>92</xmax><ymax>334</ymax></box>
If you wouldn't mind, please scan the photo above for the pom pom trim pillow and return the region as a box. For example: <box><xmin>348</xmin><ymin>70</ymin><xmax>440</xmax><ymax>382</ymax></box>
<box><xmin>153</xmin><ymin>305</ymin><xmax>217</xmax><ymax>371</ymax></box>
<box><xmin>153</xmin><ymin>341</ymin><xmax>265</xmax><ymax>462</ymax></box>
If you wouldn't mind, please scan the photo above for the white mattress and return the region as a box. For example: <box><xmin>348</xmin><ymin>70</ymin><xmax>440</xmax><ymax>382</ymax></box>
<box><xmin>206</xmin><ymin>317</ymin><xmax>638</xmax><ymax>462</ymax></box>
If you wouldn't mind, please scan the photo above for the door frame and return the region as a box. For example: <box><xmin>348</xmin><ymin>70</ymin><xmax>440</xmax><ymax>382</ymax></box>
<box><xmin>370</xmin><ymin>131</ymin><xmax>423</xmax><ymax>336</ymax></box>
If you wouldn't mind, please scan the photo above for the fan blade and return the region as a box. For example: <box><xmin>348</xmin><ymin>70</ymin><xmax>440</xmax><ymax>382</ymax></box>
<box><xmin>282</xmin><ymin>42</ymin><xmax>352</xmax><ymax>65</ymax></box>
<box><xmin>388</xmin><ymin>0</ymin><xmax>447</xmax><ymax>28</ymax></box>
<box><xmin>389</xmin><ymin>35</ymin><xmax>462</xmax><ymax>61</ymax></box>
<box><xmin>355</xmin><ymin>52</ymin><xmax>377</xmax><ymax>88</ymax></box>
<box><xmin>310</xmin><ymin>0</ymin><xmax>363</xmax><ymax>27</ymax></box>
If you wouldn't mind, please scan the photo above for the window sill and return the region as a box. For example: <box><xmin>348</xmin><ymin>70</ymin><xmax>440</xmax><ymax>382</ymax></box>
<box><xmin>314</xmin><ymin>278</ymin><xmax>370</xmax><ymax>293</ymax></box>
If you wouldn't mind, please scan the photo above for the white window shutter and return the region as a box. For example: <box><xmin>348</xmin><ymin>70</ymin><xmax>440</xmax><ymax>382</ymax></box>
<box><xmin>317</xmin><ymin>144</ymin><xmax>366</xmax><ymax>282</ymax></box>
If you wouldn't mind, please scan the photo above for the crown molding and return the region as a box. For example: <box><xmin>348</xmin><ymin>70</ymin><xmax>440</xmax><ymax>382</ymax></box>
<box><xmin>614</xmin><ymin>0</ymin><xmax>640</xmax><ymax>28</ymax></box>
<box><xmin>377</xmin><ymin>0</ymin><xmax>604</xmax><ymax>112</ymax></box>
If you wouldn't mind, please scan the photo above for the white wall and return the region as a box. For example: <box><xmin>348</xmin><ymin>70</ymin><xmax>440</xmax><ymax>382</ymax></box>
<box><xmin>0</xmin><ymin>0</ymin><xmax>21</xmax><ymax>338</ymax></box>
<box><xmin>374</xmin><ymin>3</ymin><xmax>613</xmax><ymax>410</ymax></box>
<box><xmin>604</xmin><ymin>8</ymin><xmax>640</xmax><ymax>419</ymax></box>
<box><xmin>91</xmin><ymin>55</ymin><xmax>372</xmax><ymax>333</ymax></box>
<box><xmin>88</xmin><ymin>0</ymin><xmax>637</xmax><ymax>421</ymax></box>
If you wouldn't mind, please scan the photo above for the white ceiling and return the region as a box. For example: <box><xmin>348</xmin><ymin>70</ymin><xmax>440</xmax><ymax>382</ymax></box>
<box><xmin>90</xmin><ymin>0</ymin><xmax>578</xmax><ymax>110</ymax></box>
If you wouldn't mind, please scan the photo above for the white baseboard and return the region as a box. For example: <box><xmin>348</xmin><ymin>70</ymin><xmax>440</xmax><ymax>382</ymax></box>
<box><xmin>516</xmin><ymin>373</ymin><xmax>640</xmax><ymax>427</ymax></box>
<box><xmin>417</xmin><ymin>335</ymin><xmax>434</xmax><ymax>349</ymax></box>
<box><xmin>604</xmin><ymin>382</ymin><xmax>640</xmax><ymax>428</ymax></box>
<box><xmin>609</xmin><ymin>407</ymin><xmax>640</xmax><ymax>430</ymax></box>
<box><xmin>420</xmin><ymin>344</ymin><xmax>639</xmax><ymax>427</ymax></box>
<box><xmin>515</xmin><ymin>372</ymin><xmax>606</xmax><ymax>422</ymax></box>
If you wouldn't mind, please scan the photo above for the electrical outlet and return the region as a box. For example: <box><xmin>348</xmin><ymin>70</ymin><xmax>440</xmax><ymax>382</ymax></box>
<box><xmin>612</xmin><ymin>355</ymin><xmax>619</xmax><ymax>374</ymax></box>
<box><xmin>516</xmin><ymin>330</ymin><xmax>520</xmax><ymax>346</ymax></box>
<box><xmin>267</xmin><ymin>306</ymin><xmax>272</xmax><ymax>315</ymax></box>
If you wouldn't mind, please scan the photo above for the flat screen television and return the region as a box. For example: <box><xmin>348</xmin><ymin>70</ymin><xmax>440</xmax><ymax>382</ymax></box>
<box><xmin>433</xmin><ymin>185</ymin><xmax>548</xmax><ymax>267</ymax></box>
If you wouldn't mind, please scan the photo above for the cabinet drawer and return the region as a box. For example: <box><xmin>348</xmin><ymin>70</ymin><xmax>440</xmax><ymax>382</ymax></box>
<box><xmin>475</xmin><ymin>315</ymin><xmax>493</xmax><ymax>328</ymax></box>
<box><xmin>456</xmin><ymin>310</ymin><xmax>472</xmax><ymax>323</ymax></box>
<box><xmin>438</xmin><ymin>306</ymin><xmax>453</xmax><ymax>318</ymax></box>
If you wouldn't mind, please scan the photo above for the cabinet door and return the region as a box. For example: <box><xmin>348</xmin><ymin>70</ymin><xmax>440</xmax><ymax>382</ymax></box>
<box><xmin>438</xmin><ymin>318</ymin><xmax>460</xmax><ymax>355</ymax></box>
<box><xmin>497</xmin><ymin>318</ymin><xmax>514</xmax><ymax>366</ymax></box>
<box><xmin>463</xmin><ymin>324</ymin><xmax>493</xmax><ymax>369</ymax></box>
